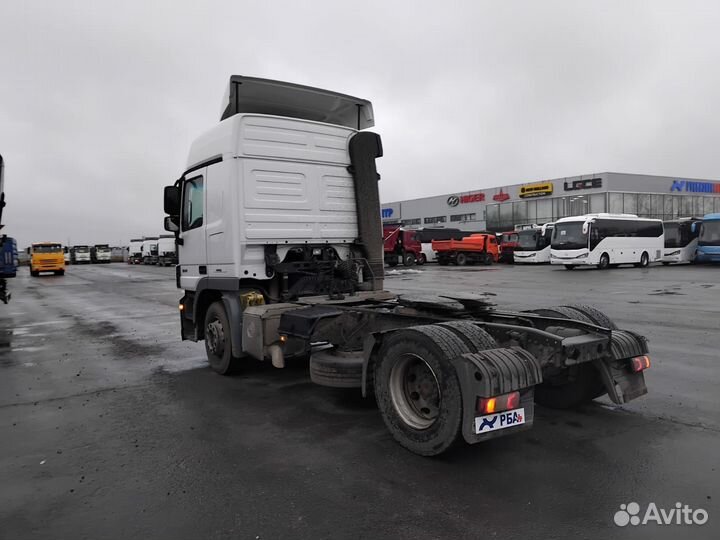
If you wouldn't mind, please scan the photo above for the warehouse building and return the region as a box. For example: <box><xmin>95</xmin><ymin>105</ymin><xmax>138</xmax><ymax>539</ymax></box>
<box><xmin>381</xmin><ymin>172</ymin><xmax>720</xmax><ymax>232</ymax></box>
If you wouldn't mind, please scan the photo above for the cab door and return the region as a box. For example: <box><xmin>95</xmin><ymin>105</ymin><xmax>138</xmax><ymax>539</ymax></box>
<box><xmin>178</xmin><ymin>171</ymin><xmax>207</xmax><ymax>290</ymax></box>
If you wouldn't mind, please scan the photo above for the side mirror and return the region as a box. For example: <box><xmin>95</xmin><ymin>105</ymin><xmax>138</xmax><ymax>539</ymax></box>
<box><xmin>582</xmin><ymin>222</ymin><xmax>589</xmax><ymax>235</ymax></box>
<box><xmin>26</xmin><ymin>247</ymin><xmax>30</xmax><ymax>254</ymax></box>
<box><xmin>164</xmin><ymin>216</ymin><xmax>179</xmax><ymax>233</ymax></box>
<box><xmin>691</xmin><ymin>222</ymin><xmax>697</xmax><ymax>233</ymax></box>
<box><xmin>164</xmin><ymin>185</ymin><xmax>180</xmax><ymax>215</ymax></box>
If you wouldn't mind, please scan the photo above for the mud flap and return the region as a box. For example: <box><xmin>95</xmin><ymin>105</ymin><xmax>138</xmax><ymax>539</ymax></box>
<box><xmin>451</xmin><ymin>347</ymin><xmax>543</xmax><ymax>444</ymax></box>
<box><xmin>593</xmin><ymin>358</ymin><xmax>647</xmax><ymax>404</ymax></box>
<box><xmin>596</xmin><ymin>329</ymin><xmax>649</xmax><ymax>404</ymax></box>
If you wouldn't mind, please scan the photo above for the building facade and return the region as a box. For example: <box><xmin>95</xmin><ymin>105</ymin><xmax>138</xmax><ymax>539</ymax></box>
<box><xmin>381</xmin><ymin>172</ymin><xmax>720</xmax><ymax>232</ymax></box>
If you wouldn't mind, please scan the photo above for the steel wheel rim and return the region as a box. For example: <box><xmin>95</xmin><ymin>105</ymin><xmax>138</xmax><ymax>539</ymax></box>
<box><xmin>388</xmin><ymin>353</ymin><xmax>441</xmax><ymax>430</ymax></box>
<box><xmin>206</xmin><ymin>318</ymin><xmax>225</xmax><ymax>357</ymax></box>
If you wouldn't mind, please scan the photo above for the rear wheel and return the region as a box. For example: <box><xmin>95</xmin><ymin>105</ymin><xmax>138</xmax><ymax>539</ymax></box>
<box><xmin>455</xmin><ymin>253</ymin><xmax>468</xmax><ymax>266</ymax></box>
<box><xmin>204</xmin><ymin>301</ymin><xmax>240</xmax><ymax>375</ymax></box>
<box><xmin>403</xmin><ymin>253</ymin><xmax>416</xmax><ymax>267</ymax></box>
<box><xmin>560</xmin><ymin>303</ymin><xmax>617</xmax><ymax>329</ymax></box>
<box><xmin>387</xmin><ymin>258</ymin><xmax>398</xmax><ymax>267</ymax></box>
<box><xmin>598</xmin><ymin>253</ymin><xmax>610</xmax><ymax>270</ymax></box>
<box><xmin>437</xmin><ymin>257</ymin><xmax>449</xmax><ymax>266</ymax></box>
<box><xmin>374</xmin><ymin>325</ymin><xmax>472</xmax><ymax>456</ymax></box>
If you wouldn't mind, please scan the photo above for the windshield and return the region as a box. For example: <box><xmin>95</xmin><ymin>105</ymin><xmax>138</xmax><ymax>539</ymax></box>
<box><xmin>552</xmin><ymin>222</ymin><xmax>588</xmax><ymax>250</ymax></box>
<box><xmin>33</xmin><ymin>244</ymin><xmax>62</xmax><ymax>253</ymax></box>
<box><xmin>501</xmin><ymin>233</ymin><xmax>518</xmax><ymax>244</ymax></box>
<box><xmin>75</xmin><ymin>246</ymin><xmax>89</xmax><ymax>252</ymax></box>
<box><xmin>699</xmin><ymin>220</ymin><xmax>720</xmax><ymax>246</ymax></box>
<box><xmin>516</xmin><ymin>230</ymin><xmax>540</xmax><ymax>251</ymax></box>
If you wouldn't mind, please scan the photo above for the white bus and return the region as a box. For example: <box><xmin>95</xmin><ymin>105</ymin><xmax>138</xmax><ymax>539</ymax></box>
<box><xmin>662</xmin><ymin>218</ymin><xmax>701</xmax><ymax>265</ymax></box>
<box><xmin>551</xmin><ymin>214</ymin><xmax>664</xmax><ymax>270</ymax></box>
<box><xmin>513</xmin><ymin>223</ymin><xmax>554</xmax><ymax>263</ymax></box>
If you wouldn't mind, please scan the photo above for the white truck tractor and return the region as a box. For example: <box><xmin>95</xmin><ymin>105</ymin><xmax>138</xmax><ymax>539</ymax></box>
<box><xmin>128</xmin><ymin>238</ymin><xmax>143</xmax><ymax>264</ymax></box>
<box><xmin>157</xmin><ymin>234</ymin><xmax>177</xmax><ymax>266</ymax></box>
<box><xmin>163</xmin><ymin>76</ymin><xmax>652</xmax><ymax>456</ymax></box>
<box><xmin>142</xmin><ymin>237</ymin><xmax>158</xmax><ymax>265</ymax></box>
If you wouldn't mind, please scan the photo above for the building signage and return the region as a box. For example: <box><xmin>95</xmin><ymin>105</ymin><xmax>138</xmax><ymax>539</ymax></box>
<box><xmin>564</xmin><ymin>178</ymin><xmax>602</xmax><ymax>191</ymax></box>
<box><xmin>381</xmin><ymin>208</ymin><xmax>394</xmax><ymax>218</ymax></box>
<box><xmin>519</xmin><ymin>182</ymin><xmax>553</xmax><ymax>198</ymax></box>
<box><xmin>447</xmin><ymin>193</ymin><xmax>485</xmax><ymax>206</ymax></box>
<box><xmin>670</xmin><ymin>180</ymin><xmax>720</xmax><ymax>194</ymax></box>
<box><xmin>493</xmin><ymin>189</ymin><xmax>510</xmax><ymax>202</ymax></box>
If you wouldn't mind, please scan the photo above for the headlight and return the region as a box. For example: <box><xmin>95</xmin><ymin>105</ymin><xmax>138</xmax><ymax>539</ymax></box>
<box><xmin>666</xmin><ymin>250</ymin><xmax>680</xmax><ymax>256</ymax></box>
<box><xmin>576</xmin><ymin>253</ymin><xmax>588</xmax><ymax>259</ymax></box>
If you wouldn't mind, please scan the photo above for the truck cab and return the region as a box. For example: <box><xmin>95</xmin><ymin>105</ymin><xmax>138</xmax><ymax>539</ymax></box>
<box><xmin>383</xmin><ymin>226</ymin><xmax>424</xmax><ymax>266</ymax></box>
<box><xmin>128</xmin><ymin>238</ymin><xmax>144</xmax><ymax>264</ymax></box>
<box><xmin>30</xmin><ymin>242</ymin><xmax>65</xmax><ymax>276</ymax></box>
<box><xmin>157</xmin><ymin>234</ymin><xmax>177</xmax><ymax>266</ymax></box>
<box><xmin>71</xmin><ymin>245</ymin><xmax>90</xmax><ymax>264</ymax></box>
<box><xmin>142</xmin><ymin>237</ymin><xmax>158</xmax><ymax>265</ymax></box>
<box><xmin>91</xmin><ymin>244</ymin><xmax>112</xmax><ymax>263</ymax></box>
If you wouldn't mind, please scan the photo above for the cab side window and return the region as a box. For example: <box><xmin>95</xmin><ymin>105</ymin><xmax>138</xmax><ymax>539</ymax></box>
<box><xmin>182</xmin><ymin>176</ymin><xmax>204</xmax><ymax>231</ymax></box>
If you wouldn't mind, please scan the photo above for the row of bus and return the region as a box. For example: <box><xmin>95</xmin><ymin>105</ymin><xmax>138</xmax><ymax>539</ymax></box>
<box><xmin>383</xmin><ymin>213</ymin><xmax>720</xmax><ymax>269</ymax></box>
<box><xmin>515</xmin><ymin>213</ymin><xmax>720</xmax><ymax>269</ymax></box>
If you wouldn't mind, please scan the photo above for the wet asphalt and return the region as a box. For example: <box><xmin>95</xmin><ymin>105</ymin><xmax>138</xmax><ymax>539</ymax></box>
<box><xmin>0</xmin><ymin>262</ymin><xmax>718</xmax><ymax>540</ymax></box>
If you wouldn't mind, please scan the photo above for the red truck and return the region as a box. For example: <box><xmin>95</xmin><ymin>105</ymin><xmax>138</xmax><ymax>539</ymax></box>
<box><xmin>498</xmin><ymin>231</ymin><xmax>520</xmax><ymax>263</ymax></box>
<box><xmin>432</xmin><ymin>233</ymin><xmax>499</xmax><ymax>266</ymax></box>
<box><xmin>383</xmin><ymin>226</ymin><xmax>425</xmax><ymax>266</ymax></box>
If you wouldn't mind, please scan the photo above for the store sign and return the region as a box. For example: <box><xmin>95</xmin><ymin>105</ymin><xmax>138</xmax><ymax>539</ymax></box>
<box><xmin>519</xmin><ymin>182</ymin><xmax>553</xmax><ymax>198</ymax></box>
<box><xmin>564</xmin><ymin>178</ymin><xmax>602</xmax><ymax>191</ymax></box>
<box><xmin>447</xmin><ymin>192</ymin><xmax>485</xmax><ymax>206</ymax></box>
<box><xmin>493</xmin><ymin>189</ymin><xmax>510</xmax><ymax>202</ymax></box>
<box><xmin>670</xmin><ymin>180</ymin><xmax>720</xmax><ymax>194</ymax></box>
<box><xmin>381</xmin><ymin>208</ymin><xmax>394</xmax><ymax>218</ymax></box>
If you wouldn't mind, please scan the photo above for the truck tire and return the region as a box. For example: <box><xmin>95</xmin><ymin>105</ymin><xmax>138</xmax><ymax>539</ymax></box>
<box><xmin>387</xmin><ymin>257</ymin><xmax>398</xmax><ymax>267</ymax></box>
<box><xmin>310</xmin><ymin>349</ymin><xmax>363</xmax><ymax>388</ymax></box>
<box><xmin>416</xmin><ymin>253</ymin><xmax>426</xmax><ymax>265</ymax></box>
<box><xmin>483</xmin><ymin>253</ymin><xmax>493</xmax><ymax>265</ymax></box>
<box><xmin>528</xmin><ymin>306</ymin><xmax>593</xmax><ymax>324</ymax></box>
<box><xmin>374</xmin><ymin>325</ymin><xmax>472</xmax><ymax>456</ymax></box>
<box><xmin>437</xmin><ymin>321</ymin><xmax>497</xmax><ymax>352</ymax></box>
<box><xmin>204</xmin><ymin>301</ymin><xmax>240</xmax><ymax>375</ymax></box>
<box><xmin>437</xmin><ymin>257</ymin><xmax>449</xmax><ymax>266</ymax></box>
<box><xmin>30</xmin><ymin>270</ymin><xmax>39</xmax><ymax>277</ymax></box>
<box><xmin>534</xmin><ymin>363</ymin><xmax>605</xmax><ymax>409</ymax></box>
<box><xmin>403</xmin><ymin>253</ymin><xmax>416</xmax><ymax>266</ymax></box>
<box><xmin>456</xmin><ymin>253</ymin><xmax>468</xmax><ymax>266</ymax></box>
<box><xmin>560</xmin><ymin>304</ymin><xmax>617</xmax><ymax>330</ymax></box>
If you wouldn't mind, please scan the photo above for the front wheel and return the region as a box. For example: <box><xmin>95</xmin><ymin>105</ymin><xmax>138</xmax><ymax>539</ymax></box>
<box><xmin>597</xmin><ymin>253</ymin><xmax>610</xmax><ymax>270</ymax></box>
<box><xmin>416</xmin><ymin>253</ymin><xmax>426</xmax><ymax>266</ymax></box>
<box><xmin>455</xmin><ymin>253</ymin><xmax>468</xmax><ymax>266</ymax></box>
<box><xmin>204</xmin><ymin>301</ymin><xmax>240</xmax><ymax>375</ymax></box>
<box><xmin>403</xmin><ymin>253</ymin><xmax>416</xmax><ymax>267</ymax></box>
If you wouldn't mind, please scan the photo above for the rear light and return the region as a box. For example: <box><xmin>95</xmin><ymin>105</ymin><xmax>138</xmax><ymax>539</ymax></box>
<box><xmin>630</xmin><ymin>355</ymin><xmax>651</xmax><ymax>372</ymax></box>
<box><xmin>477</xmin><ymin>391</ymin><xmax>520</xmax><ymax>414</ymax></box>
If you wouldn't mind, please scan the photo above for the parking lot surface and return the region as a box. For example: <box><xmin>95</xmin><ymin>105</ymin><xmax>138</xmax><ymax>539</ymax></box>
<box><xmin>1</xmin><ymin>262</ymin><xmax>717</xmax><ymax>539</ymax></box>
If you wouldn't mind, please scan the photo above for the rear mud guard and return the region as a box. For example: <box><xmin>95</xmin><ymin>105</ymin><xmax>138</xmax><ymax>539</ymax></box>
<box><xmin>451</xmin><ymin>348</ymin><xmax>543</xmax><ymax>444</ymax></box>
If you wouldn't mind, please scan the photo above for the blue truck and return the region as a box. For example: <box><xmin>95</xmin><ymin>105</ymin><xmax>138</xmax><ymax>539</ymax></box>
<box><xmin>695</xmin><ymin>213</ymin><xmax>720</xmax><ymax>263</ymax></box>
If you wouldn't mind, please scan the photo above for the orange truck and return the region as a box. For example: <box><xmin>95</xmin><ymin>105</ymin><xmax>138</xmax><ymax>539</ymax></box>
<box><xmin>432</xmin><ymin>233</ymin><xmax>499</xmax><ymax>266</ymax></box>
<box><xmin>28</xmin><ymin>242</ymin><xmax>65</xmax><ymax>276</ymax></box>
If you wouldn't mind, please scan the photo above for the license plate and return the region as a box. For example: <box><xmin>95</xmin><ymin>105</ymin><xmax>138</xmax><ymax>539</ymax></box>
<box><xmin>474</xmin><ymin>407</ymin><xmax>526</xmax><ymax>434</ymax></box>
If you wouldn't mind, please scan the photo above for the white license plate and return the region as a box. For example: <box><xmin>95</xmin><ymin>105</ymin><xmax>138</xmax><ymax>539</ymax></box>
<box><xmin>474</xmin><ymin>407</ymin><xmax>526</xmax><ymax>434</ymax></box>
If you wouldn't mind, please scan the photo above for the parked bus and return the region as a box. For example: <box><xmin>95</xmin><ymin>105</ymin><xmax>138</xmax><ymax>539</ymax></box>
<box><xmin>514</xmin><ymin>223</ymin><xmax>554</xmax><ymax>264</ymax></box>
<box><xmin>662</xmin><ymin>218</ymin><xmax>701</xmax><ymax>265</ymax></box>
<box><xmin>29</xmin><ymin>242</ymin><xmax>65</xmax><ymax>276</ymax></box>
<box><xmin>551</xmin><ymin>213</ymin><xmax>664</xmax><ymax>270</ymax></box>
<box><xmin>695</xmin><ymin>213</ymin><xmax>720</xmax><ymax>263</ymax></box>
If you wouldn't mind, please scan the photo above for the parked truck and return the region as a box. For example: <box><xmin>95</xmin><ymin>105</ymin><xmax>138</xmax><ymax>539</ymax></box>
<box><xmin>498</xmin><ymin>230</ymin><xmax>520</xmax><ymax>263</ymax></box>
<box><xmin>162</xmin><ymin>76</ymin><xmax>651</xmax><ymax>456</ymax></box>
<box><xmin>142</xmin><ymin>237</ymin><xmax>158</xmax><ymax>265</ymax></box>
<box><xmin>29</xmin><ymin>242</ymin><xmax>65</xmax><ymax>275</ymax></box>
<box><xmin>157</xmin><ymin>234</ymin><xmax>177</xmax><ymax>266</ymax></box>
<box><xmin>91</xmin><ymin>244</ymin><xmax>112</xmax><ymax>263</ymax></box>
<box><xmin>432</xmin><ymin>233</ymin><xmax>499</xmax><ymax>265</ymax></box>
<box><xmin>0</xmin><ymin>154</ymin><xmax>17</xmax><ymax>303</ymax></box>
<box><xmin>128</xmin><ymin>238</ymin><xmax>144</xmax><ymax>264</ymax></box>
<box><xmin>383</xmin><ymin>226</ymin><xmax>424</xmax><ymax>266</ymax></box>
<box><xmin>70</xmin><ymin>245</ymin><xmax>91</xmax><ymax>264</ymax></box>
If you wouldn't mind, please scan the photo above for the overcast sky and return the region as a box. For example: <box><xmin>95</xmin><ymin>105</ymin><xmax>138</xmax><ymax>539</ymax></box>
<box><xmin>2</xmin><ymin>1</ymin><xmax>719</xmax><ymax>247</ymax></box>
